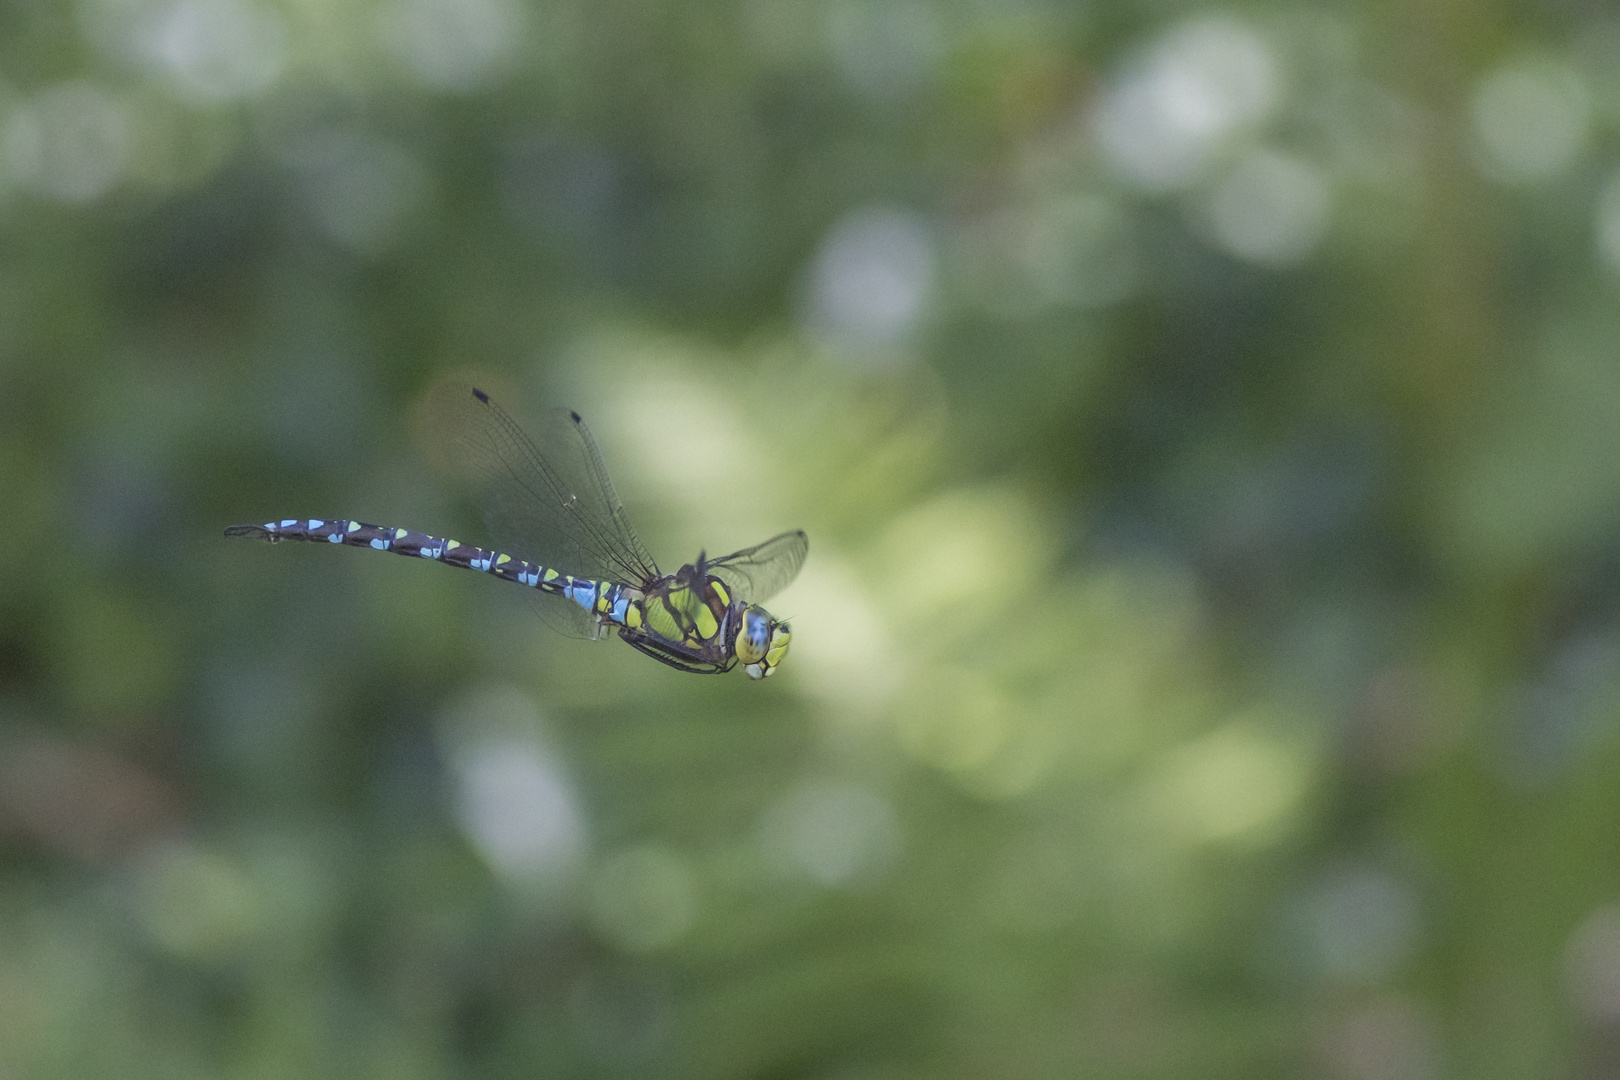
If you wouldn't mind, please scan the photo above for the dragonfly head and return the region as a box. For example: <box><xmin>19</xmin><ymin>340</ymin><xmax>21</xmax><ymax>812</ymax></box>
<box><xmin>735</xmin><ymin>604</ymin><xmax>792</xmax><ymax>679</ymax></box>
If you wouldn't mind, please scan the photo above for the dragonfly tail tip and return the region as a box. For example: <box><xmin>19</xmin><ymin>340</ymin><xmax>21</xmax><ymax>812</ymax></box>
<box><xmin>471</xmin><ymin>387</ymin><xmax>489</xmax><ymax>403</ymax></box>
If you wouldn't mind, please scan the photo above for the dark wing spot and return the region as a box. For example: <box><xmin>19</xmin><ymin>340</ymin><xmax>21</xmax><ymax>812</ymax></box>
<box><xmin>569</xmin><ymin>410</ymin><xmax>582</xmax><ymax>423</ymax></box>
<box><xmin>472</xmin><ymin>388</ymin><xmax>489</xmax><ymax>403</ymax></box>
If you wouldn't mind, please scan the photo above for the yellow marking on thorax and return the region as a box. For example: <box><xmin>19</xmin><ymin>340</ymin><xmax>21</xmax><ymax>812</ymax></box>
<box><xmin>692</xmin><ymin>601</ymin><xmax>718</xmax><ymax>641</ymax></box>
<box><xmin>711</xmin><ymin>580</ymin><xmax>730</xmax><ymax>607</ymax></box>
<box><xmin>595</xmin><ymin>581</ymin><xmax>612</xmax><ymax>614</ymax></box>
<box><xmin>646</xmin><ymin>598</ymin><xmax>682</xmax><ymax>640</ymax></box>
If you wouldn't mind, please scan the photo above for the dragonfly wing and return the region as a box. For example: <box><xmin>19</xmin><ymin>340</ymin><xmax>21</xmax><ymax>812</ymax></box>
<box><xmin>419</xmin><ymin>379</ymin><xmax>659</xmax><ymax>641</ymax></box>
<box><xmin>421</xmin><ymin>379</ymin><xmax>660</xmax><ymax>587</ymax></box>
<box><xmin>519</xmin><ymin>590</ymin><xmax>601</xmax><ymax>640</ymax></box>
<box><xmin>704</xmin><ymin>530</ymin><xmax>808</xmax><ymax>605</ymax></box>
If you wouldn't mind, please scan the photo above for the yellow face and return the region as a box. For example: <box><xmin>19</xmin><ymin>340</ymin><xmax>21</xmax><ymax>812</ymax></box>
<box><xmin>736</xmin><ymin>605</ymin><xmax>792</xmax><ymax>679</ymax></box>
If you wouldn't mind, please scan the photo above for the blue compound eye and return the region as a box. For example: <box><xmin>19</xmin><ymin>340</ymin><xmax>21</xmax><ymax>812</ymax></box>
<box><xmin>737</xmin><ymin>606</ymin><xmax>772</xmax><ymax>664</ymax></box>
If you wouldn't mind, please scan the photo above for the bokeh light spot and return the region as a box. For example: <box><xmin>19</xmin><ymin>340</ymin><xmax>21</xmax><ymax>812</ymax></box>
<box><xmin>1093</xmin><ymin>16</ymin><xmax>1278</xmax><ymax>191</ymax></box>
<box><xmin>609</xmin><ymin>357</ymin><xmax>749</xmax><ymax>497</ymax></box>
<box><xmin>587</xmin><ymin>844</ymin><xmax>699</xmax><ymax>953</ymax></box>
<box><xmin>1148</xmin><ymin>718</ymin><xmax>1309</xmax><ymax>842</ymax></box>
<box><xmin>440</xmin><ymin>685</ymin><xmax>587</xmax><ymax>886</ymax></box>
<box><xmin>378</xmin><ymin>0</ymin><xmax>525</xmax><ymax>92</ymax></box>
<box><xmin>759</xmin><ymin>780</ymin><xmax>901</xmax><ymax>888</ymax></box>
<box><xmin>133</xmin><ymin>841</ymin><xmax>265</xmax><ymax>961</ymax></box>
<box><xmin>825</xmin><ymin>0</ymin><xmax>945</xmax><ymax>103</ymax></box>
<box><xmin>802</xmin><ymin>205</ymin><xmax>935</xmax><ymax>356</ymax></box>
<box><xmin>280</xmin><ymin>127</ymin><xmax>430</xmax><ymax>255</ymax></box>
<box><xmin>786</xmin><ymin>553</ymin><xmax>901</xmax><ymax>718</ymax></box>
<box><xmin>1295</xmin><ymin>862</ymin><xmax>1421</xmax><ymax>985</ymax></box>
<box><xmin>142</xmin><ymin>0</ymin><xmax>288</xmax><ymax>103</ymax></box>
<box><xmin>1471</xmin><ymin>57</ymin><xmax>1589</xmax><ymax>183</ymax></box>
<box><xmin>876</xmin><ymin>487</ymin><xmax>1052</xmax><ymax>625</ymax></box>
<box><xmin>1594</xmin><ymin>169</ymin><xmax>1620</xmax><ymax>273</ymax></box>
<box><xmin>1565</xmin><ymin>904</ymin><xmax>1620</xmax><ymax>1021</ymax></box>
<box><xmin>0</xmin><ymin>83</ymin><xmax>131</xmax><ymax>202</ymax></box>
<box><xmin>1202</xmin><ymin>148</ymin><xmax>1331</xmax><ymax>265</ymax></box>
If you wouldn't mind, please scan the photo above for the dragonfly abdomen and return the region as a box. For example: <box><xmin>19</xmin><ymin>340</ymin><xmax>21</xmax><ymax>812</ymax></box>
<box><xmin>223</xmin><ymin>518</ymin><xmax>644</xmax><ymax>628</ymax></box>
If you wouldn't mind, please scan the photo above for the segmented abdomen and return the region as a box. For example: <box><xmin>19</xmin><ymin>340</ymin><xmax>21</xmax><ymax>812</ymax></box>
<box><xmin>224</xmin><ymin>518</ymin><xmax>644</xmax><ymax>627</ymax></box>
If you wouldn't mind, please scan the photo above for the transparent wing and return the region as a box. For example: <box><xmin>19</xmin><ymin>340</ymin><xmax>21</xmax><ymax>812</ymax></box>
<box><xmin>522</xmin><ymin>585</ymin><xmax>600</xmax><ymax>639</ymax></box>
<box><xmin>704</xmin><ymin>530</ymin><xmax>808</xmax><ymax>605</ymax></box>
<box><xmin>420</xmin><ymin>379</ymin><xmax>661</xmax><ymax>638</ymax></box>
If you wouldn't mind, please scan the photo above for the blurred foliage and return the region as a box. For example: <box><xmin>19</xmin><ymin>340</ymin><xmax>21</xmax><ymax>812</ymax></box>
<box><xmin>6</xmin><ymin>0</ymin><xmax>1620</xmax><ymax>1077</ymax></box>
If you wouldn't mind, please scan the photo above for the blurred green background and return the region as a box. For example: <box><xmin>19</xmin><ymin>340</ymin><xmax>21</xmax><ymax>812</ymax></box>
<box><xmin>4</xmin><ymin>0</ymin><xmax>1620</xmax><ymax>1076</ymax></box>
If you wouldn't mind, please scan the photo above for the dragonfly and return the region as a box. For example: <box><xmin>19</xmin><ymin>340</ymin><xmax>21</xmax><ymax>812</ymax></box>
<box><xmin>226</xmin><ymin>383</ymin><xmax>805</xmax><ymax>678</ymax></box>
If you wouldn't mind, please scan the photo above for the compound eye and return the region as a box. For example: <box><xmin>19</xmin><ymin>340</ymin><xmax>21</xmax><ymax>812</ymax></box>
<box><xmin>736</xmin><ymin>606</ymin><xmax>772</xmax><ymax>664</ymax></box>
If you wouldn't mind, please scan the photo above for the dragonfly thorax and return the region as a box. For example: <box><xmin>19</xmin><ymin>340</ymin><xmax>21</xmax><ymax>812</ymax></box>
<box><xmin>619</xmin><ymin>568</ymin><xmax>793</xmax><ymax>678</ymax></box>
